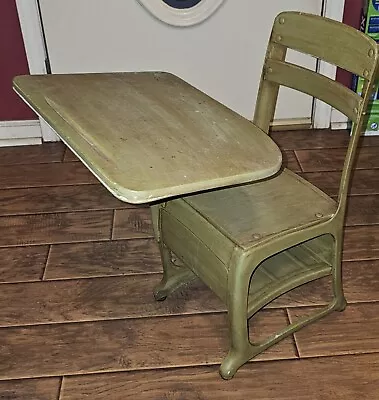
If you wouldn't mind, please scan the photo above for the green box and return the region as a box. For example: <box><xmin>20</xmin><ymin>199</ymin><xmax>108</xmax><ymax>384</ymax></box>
<box><xmin>354</xmin><ymin>1</ymin><xmax>379</xmax><ymax>134</ymax></box>
<box><xmin>366</xmin><ymin>0</ymin><xmax>379</xmax><ymax>39</ymax></box>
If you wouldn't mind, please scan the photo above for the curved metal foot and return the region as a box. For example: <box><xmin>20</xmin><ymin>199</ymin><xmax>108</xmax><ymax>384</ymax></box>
<box><xmin>333</xmin><ymin>296</ymin><xmax>347</xmax><ymax>312</ymax></box>
<box><xmin>153</xmin><ymin>263</ymin><xmax>196</xmax><ymax>301</ymax></box>
<box><xmin>219</xmin><ymin>352</ymin><xmax>242</xmax><ymax>380</ymax></box>
<box><xmin>154</xmin><ymin>243</ymin><xmax>197</xmax><ymax>301</ymax></box>
<box><xmin>219</xmin><ymin>347</ymin><xmax>254</xmax><ymax>380</ymax></box>
<box><xmin>153</xmin><ymin>284</ymin><xmax>168</xmax><ymax>301</ymax></box>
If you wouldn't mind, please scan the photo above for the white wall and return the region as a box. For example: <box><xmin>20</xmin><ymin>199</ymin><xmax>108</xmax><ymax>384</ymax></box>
<box><xmin>39</xmin><ymin>0</ymin><xmax>322</xmax><ymax>121</ymax></box>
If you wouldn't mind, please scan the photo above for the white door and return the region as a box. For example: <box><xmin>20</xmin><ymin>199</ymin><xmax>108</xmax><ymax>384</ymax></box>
<box><xmin>38</xmin><ymin>0</ymin><xmax>323</xmax><ymax>124</ymax></box>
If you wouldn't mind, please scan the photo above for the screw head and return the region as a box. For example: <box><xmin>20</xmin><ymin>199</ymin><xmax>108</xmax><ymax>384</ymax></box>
<box><xmin>315</xmin><ymin>212</ymin><xmax>324</xmax><ymax>218</ymax></box>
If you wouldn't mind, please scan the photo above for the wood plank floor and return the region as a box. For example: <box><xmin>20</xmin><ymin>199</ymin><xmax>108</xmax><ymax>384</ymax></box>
<box><xmin>0</xmin><ymin>129</ymin><xmax>379</xmax><ymax>399</ymax></box>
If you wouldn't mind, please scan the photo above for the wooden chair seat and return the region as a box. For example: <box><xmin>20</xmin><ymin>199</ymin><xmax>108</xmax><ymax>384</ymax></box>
<box><xmin>159</xmin><ymin>168</ymin><xmax>336</xmax><ymax>316</ymax></box>
<box><xmin>182</xmin><ymin>168</ymin><xmax>336</xmax><ymax>249</ymax></box>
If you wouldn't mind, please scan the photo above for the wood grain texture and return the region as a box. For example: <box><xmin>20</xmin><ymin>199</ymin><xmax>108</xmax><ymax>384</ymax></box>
<box><xmin>0</xmin><ymin>211</ymin><xmax>113</xmax><ymax>247</ymax></box>
<box><xmin>0</xmin><ymin>162</ymin><xmax>98</xmax><ymax>189</ymax></box>
<box><xmin>345</xmin><ymin>195</ymin><xmax>379</xmax><ymax>226</ymax></box>
<box><xmin>300</xmin><ymin>171</ymin><xmax>341</xmax><ymax>196</ymax></box>
<box><xmin>283</xmin><ymin>150</ymin><xmax>301</xmax><ymax>172</ymax></box>
<box><xmin>3</xmin><ymin>258</ymin><xmax>379</xmax><ymax>327</ymax></box>
<box><xmin>0</xmin><ymin>108</ymin><xmax>375</xmax><ymax>391</ymax></box>
<box><xmin>0</xmin><ymin>310</ymin><xmax>295</xmax><ymax>380</ymax></box>
<box><xmin>266</xmin><ymin>59</ymin><xmax>361</xmax><ymax>122</ymax></box>
<box><xmin>343</xmin><ymin>225</ymin><xmax>379</xmax><ymax>261</ymax></box>
<box><xmin>183</xmin><ymin>169</ymin><xmax>336</xmax><ymax>248</ymax></box>
<box><xmin>0</xmin><ymin>246</ymin><xmax>48</xmax><ymax>283</ymax></box>
<box><xmin>0</xmin><ymin>142</ymin><xmax>65</xmax><ymax>165</ymax></box>
<box><xmin>14</xmin><ymin>72</ymin><xmax>282</xmax><ymax>204</ymax></box>
<box><xmin>296</xmin><ymin>147</ymin><xmax>379</xmax><ymax>172</ymax></box>
<box><xmin>301</xmin><ymin>169</ymin><xmax>379</xmax><ymax>196</ymax></box>
<box><xmin>112</xmin><ymin>208</ymin><xmax>154</xmax><ymax>239</ymax></box>
<box><xmin>61</xmin><ymin>353</ymin><xmax>379</xmax><ymax>400</ymax></box>
<box><xmin>273</xmin><ymin>259</ymin><xmax>379</xmax><ymax>307</ymax></box>
<box><xmin>64</xmin><ymin>148</ymin><xmax>79</xmax><ymax>162</ymax></box>
<box><xmin>288</xmin><ymin>303</ymin><xmax>379</xmax><ymax>358</ymax></box>
<box><xmin>270</xmin><ymin>129</ymin><xmax>350</xmax><ymax>150</ymax></box>
<box><xmin>164</xmin><ymin>199</ymin><xmax>234</xmax><ymax>266</ymax></box>
<box><xmin>0</xmin><ymin>276</ymin><xmax>218</xmax><ymax>326</ymax></box>
<box><xmin>271</xmin><ymin>130</ymin><xmax>379</xmax><ymax>151</ymax></box>
<box><xmin>0</xmin><ymin>184</ymin><xmax>131</xmax><ymax>216</ymax></box>
<box><xmin>360</xmin><ymin>135</ymin><xmax>379</xmax><ymax>147</ymax></box>
<box><xmin>272</xmin><ymin>12</ymin><xmax>377</xmax><ymax>77</ymax></box>
<box><xmin>0</xmin><ymin>377</ymin><xmax>61</xmax><ymax>400</ymax></box>
<box><xmin>45</xmin><ymin>239</ymin><xmax>161</xmax><ymax>279</ymax></box>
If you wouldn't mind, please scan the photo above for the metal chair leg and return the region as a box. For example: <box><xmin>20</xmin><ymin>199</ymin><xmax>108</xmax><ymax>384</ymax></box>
<box><xmin>331</xmin><ymin>232</ymin><xmax>347</xmax><ymax>312</ymax></box>
<box><xmin>153</xmin><ymin>243</ymin><xmax>196</xmax><ymax>301</ymax></box>
<box><xmin>220</xmin><ymin>257</ymin><xmax>252</xmax><ymax>379</ymax></box>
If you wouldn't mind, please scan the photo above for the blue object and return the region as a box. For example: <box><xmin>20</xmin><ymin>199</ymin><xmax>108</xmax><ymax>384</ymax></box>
<box><xmin>369</xmin><ymin>16</ymin><xmax>379</xmax><ymax>25</ymax></box>
<box><xmin>162</xmin><ymin>0</ymin><xmax>203</xmax><ymax>9</ymax></box>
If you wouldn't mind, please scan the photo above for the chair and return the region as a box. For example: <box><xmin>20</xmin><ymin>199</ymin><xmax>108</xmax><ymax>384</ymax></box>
<box><xmin>151</xmin><ymin>11</ymin><xmax>379</xmax><ymax>379</ymax></box>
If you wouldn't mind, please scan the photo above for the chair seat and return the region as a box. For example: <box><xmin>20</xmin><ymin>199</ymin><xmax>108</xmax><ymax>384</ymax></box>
<box><xmin>181</xmin><ymin>168</ymin><xmax>337</xmax><ymax>249</ymax></box>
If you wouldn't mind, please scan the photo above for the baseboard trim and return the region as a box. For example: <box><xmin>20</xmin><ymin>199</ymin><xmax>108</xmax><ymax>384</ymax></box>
<box><xmin>331</xmin><ymin>121</ymin><xmax>349</xmax><ymax>130</ymax></box>
<box><xmin>40</xmin><ymin>119</ymin><xmax>61</xmax><ymax>142</ymax></box>
<box><xmin>0</xmin><ymin>137</ymin><xmax>42</xmax><ymax>147</ymax></box>
<box><xmin>331</xmin><ymin>108</ymin><xmax>349</xmax><ymax>131</ymax></box>
<box><xmin>0</xmin><ymin>120</ymin><xmax>42</xmax><ymax>144</ymax></box>
<box><xmin>270</xmin><ymin>118</ymin><xmax>312</xmax><ymax>131</ymax></box>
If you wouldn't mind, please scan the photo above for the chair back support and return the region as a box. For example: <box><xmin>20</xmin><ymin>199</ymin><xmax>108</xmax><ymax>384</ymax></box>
<box><xmin>253</xmin><ymin>11</ymin><xmax>379</xmax><ymax>217</ymax></box>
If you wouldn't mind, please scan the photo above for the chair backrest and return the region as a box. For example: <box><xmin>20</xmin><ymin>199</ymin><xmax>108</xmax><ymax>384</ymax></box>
<box><xmin>253</xmin><ymin>11</ymin><xmax>379</xmax><ymax>217</ymax></box>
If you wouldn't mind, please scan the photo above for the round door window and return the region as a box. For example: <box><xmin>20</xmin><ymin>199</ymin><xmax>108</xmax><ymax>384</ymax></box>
<box><xmin>161</xmin><ymin>0</ymin><xmax>203</xmax><ymax>8</ymax></box>
<box><xmin>138</xmin><ymin>0</ymin><xmax>225</xmax><ymax>26</ymax></box>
